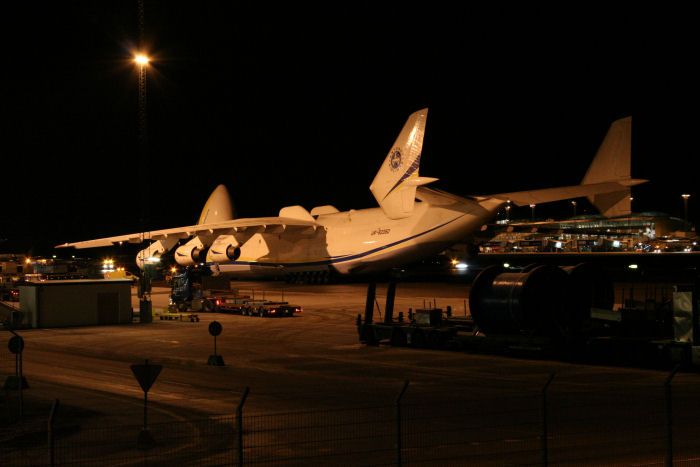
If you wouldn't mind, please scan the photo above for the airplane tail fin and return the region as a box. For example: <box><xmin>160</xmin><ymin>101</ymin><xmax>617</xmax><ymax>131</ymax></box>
<box><xmin>197</xmin><ymin>184</ymin><xmax>235</xmax><ymax>225</ymax></box>
<box><xmin>491</xmin><ymin>116</ymin><xmax>646</xmax><ymax>213</ymax></box>
<box><xmin>370</xmin><ymin>108</ymin><xmax>438</xmax><ymax>219</ymax></box>
<box><xmin>581</xmin><ymin>117</ymin><xmax>633</xmax><ymax>217</ymax></box>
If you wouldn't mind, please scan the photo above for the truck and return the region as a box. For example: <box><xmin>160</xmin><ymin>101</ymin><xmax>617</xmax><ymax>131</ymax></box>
<box><xmin>169</xmin><ymin>268</ymin><xmax>217</xmax><ymax>312</ymax></box>
<box><xmin>104</xmin><ymin>268</ymin><xmax>139</xmax><ymax>283</ymax></box>
<box><xmin>0</xmin><ymin>275</ymin><xmax>20</xmax><ymax>301</ymax></box>
<box><xmin>169</xmin><ymin>268</ymin><xmax>302</xmax><ymax>317</ymax></box>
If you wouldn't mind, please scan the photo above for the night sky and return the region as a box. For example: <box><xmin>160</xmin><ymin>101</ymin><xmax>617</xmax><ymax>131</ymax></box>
<box><xmin>2</xmin><ymin>3</ymin><xmax>697</xmax><ymax>256</ymax></box>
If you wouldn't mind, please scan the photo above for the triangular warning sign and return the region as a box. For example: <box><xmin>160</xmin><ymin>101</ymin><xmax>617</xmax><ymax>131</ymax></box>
<box><xmin>131</xmin><ymin>361</ymin><xmax>162</xmax><ymax>393</ymax></box>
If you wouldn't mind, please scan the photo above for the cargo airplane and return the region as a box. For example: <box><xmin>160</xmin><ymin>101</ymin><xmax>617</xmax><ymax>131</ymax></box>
<box><xmin>57</xmin><ymin>109</ymin><xmax>644</xmax><ymax>280</ymax></box>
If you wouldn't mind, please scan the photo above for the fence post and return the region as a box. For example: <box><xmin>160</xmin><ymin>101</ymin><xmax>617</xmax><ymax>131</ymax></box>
<box><xmin>665</xmin><ymin>364</ymin><xmax>681</xmax><ymax>467</ymax></box>
<box><xmin>237</xmin><ymin>387</ymin><xmax>249</xmax><ymax>467</ymax></box>
<box><xmin>48</xmin><ymin>399</ymin><xmax>59</xmax><ymax>466</ymax></box>
<box><xmin>541</xmin><ymin>373</ymin><xmax>555</xmax><ymax>467</ymax></box>
<box><xmin>396</xmin><ymin>380</ymin><xmax>409</xmax><ymax>467</ymax></box>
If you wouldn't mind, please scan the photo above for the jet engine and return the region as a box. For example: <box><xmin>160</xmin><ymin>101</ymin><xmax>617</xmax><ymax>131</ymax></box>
<box><xmin>136</xmin><ymin>238</ymin><xmax>178</xmax><ymax>270</ymax></box>
<box><xmin>175</xmin><ymin>237</ymin><xmax>209</xmax><ymax>266</ymax></box>
<box><xmin>207</xmin><ymin>235</ymin><xmax>241</xmax><ymax>263</ymax></box>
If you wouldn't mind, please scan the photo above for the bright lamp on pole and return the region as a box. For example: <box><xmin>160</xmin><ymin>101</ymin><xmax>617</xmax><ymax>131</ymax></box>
<box><xmin>135</xmin><ymin>54</ymin><xmax>149</xmax><ymax>65</ymax></box>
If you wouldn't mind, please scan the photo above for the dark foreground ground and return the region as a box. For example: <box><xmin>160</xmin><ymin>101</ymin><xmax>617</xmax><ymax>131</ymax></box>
<box><xmin>2</xmin><ymin>280</ymin><xmax>699</xmax><ymax>466</ymax></box>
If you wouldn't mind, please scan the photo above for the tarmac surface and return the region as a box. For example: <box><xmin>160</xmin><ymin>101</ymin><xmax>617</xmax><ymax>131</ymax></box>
<box><xmin>3</xmin><ymin>280</ymin><xmax>700</xmax><ymax>465</ymax></box>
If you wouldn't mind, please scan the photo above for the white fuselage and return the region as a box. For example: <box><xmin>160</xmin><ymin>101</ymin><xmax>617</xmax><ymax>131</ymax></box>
<box><xmin>211</xmin><ymin>196</ymin><xmax>504</xmax><ymax>277</ymax></box>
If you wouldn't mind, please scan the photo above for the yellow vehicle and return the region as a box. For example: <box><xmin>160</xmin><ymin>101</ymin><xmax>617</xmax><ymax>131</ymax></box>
<box><xmin>104</xmin><ymin>268</ymin><xmax>139</xmax><ymax>283</ymax></box>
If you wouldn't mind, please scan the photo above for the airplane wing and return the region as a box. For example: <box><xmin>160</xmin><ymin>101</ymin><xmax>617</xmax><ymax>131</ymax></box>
<box><xmin>489</xmin><ymin>179</ymin><xmax>647</xmax><ymax>207</ymax></box>
<box><xmin>56</xmin><ymin>216</ymin><xmax>321</xmax><ymax>249</ymax></box>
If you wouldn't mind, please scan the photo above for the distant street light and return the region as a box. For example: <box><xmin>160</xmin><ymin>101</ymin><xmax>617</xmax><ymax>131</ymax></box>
<box><xmin>135</xmin><ymin>51</ymin><xmax>151</xmax><ymax>319</ymax></box>
<box><xmin>571</xmin><ymin>200</ymin><xmax>577</xmax><ymax>217</ymax></box>
<box><xmin>134</xmin><ymin>53</ymin><xmax>149</xmax><ymax>147</ymax></box>
<box><xmin>682</xmin><ymin>194</ymin><xmax>690</xmax><ymax>231</ymax></box>
<box><xmin>505</xmin><ymin>204</ymin><xmax>511</xmax><ymax>223</ymax></box>
<box><xmin>530</xmin><ymin>204</ymin><xmax>536</xmax><ymax>222</ymax></box>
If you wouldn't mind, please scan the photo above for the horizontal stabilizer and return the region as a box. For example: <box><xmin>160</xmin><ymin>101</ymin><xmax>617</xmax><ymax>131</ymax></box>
<box><xmin>416</xmin><ymin>187</ymin><xmax>477</xmax><ymax>206</ymax></box>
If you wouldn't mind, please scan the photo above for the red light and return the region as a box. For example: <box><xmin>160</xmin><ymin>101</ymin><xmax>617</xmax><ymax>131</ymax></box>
<box><xmin>269</xmin><ymin>309</ymin><xmax>276</xmax><ymax>314</ymax></box>
<box><xmin>215</xmin><ymin>299</ymin><xmax>221</xmax><ymax>306</ymax></box>
<box><xmin>295</xmin><ymin>308</ymin><xmax>302</xmax><ymax>313</ymax></box>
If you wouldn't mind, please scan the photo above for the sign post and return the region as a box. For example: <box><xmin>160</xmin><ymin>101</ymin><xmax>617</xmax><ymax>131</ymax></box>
<box><xmin>207</xmin><ymin>321</ymin><xmax>225</xmax><ymax>366</ymax></box>
<box><xmin>4</xmin><ymin>333</ymin><xmax>29</xmax><ymax>419</ymax></box>
<box><xmin>130</xmin><ymin>359</ymin><xmax>162</xmax><ymax>449</ymax></box>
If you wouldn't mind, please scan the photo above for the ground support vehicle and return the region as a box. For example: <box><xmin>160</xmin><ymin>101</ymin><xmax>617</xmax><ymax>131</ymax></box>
<box><xmin>169</xmin><ymin>269</ymin><xmax>220</xmax><ymax>313</ymax></box>
<box><xmin>1</xmin><ymin>286</ymin><xmax>19</xmax><ymax>301</ymax></box>
<box><xmin>170</xmin><ymin>269</ymin><xmax>301</xmax><ymax>317</ymax></box>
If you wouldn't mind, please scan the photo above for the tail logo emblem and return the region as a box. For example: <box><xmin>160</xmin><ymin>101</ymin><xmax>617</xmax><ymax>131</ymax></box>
<box><xmin>389</xmin><ymin>148</ymin><xmax>402</xmax><ymax>171</ymax></box>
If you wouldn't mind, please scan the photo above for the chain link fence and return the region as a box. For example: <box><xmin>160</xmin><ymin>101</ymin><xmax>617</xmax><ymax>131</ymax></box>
<box><xmin>2</xmin><ymin>376</ymin><xmax>700</xmax><ymax>466</ymax></box>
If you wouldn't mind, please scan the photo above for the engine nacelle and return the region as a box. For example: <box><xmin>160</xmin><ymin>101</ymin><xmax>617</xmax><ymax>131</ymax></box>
<box><xmin>207</xmin><ymin>235</ymin><xmax>241</xmax><ymax>263</ymax></box>
<box><xmin>175</xmin><ymin>237</ymin><xmax>209</xmax><ymax>266</ymax></box>
<box><xmin>136</xmin><ymin>238</ymin><xmax>178</xmax><ymax>270</ymax></box>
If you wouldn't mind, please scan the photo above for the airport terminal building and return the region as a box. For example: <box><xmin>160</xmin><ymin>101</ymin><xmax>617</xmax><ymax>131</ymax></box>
<box><xmin>480</xmin><ymin>212</ymin><xmax>697</xmax><ymax>253</ymax></box>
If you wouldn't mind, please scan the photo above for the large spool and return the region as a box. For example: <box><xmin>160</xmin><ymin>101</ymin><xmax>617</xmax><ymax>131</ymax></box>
<box><xmin>470</xmin><ymin>264</ymin><xmax>569</xmax><ymax>337</ymax></box>
<box><xmin>470</xmin><ymin>263</ymin><xmax>613</xmax><ymax>337</ymax></box>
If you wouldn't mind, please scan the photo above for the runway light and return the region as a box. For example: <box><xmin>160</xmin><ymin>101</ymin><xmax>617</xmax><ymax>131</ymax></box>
<box><xmin>628</xmin><ymin>264</ymin><xmax>638</xmax><ymax>269</ymax></box>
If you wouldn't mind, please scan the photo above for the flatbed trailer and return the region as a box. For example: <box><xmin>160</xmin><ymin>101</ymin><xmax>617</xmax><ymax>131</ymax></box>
<box><xmin>156</xmin><ymin>311</ymin><xmax>200</xmax><ymax>322</ymax></box>
<box><xmin>213</xmin><ymin>297</ymin><xmax>302</xmax><ymax>317</ymax></box>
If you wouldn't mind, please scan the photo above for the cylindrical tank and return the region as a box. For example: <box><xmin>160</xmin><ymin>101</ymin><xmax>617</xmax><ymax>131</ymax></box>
<box><xmin>470</xmin><ymin>264</ymin><xmax>568</xmax><ymax>336</ymax></box>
